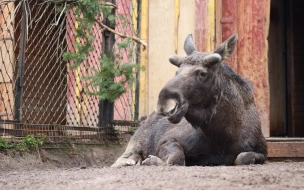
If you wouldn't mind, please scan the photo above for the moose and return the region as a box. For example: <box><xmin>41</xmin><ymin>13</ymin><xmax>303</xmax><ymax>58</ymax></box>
<box><xmin>112</xmin><ymin>34</ymin><xmax>267</xmax><ymax>167</ymax></box>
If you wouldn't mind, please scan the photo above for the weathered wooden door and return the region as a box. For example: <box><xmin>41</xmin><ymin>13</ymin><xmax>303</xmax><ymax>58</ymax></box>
<box><xmin>269</xmin><ymin>0</ymin><xmax>304</xmax><ymax>137</ymax></box>
<box><xmin>194</xmin><ymin>0</ymin><xmax>304</xmax><ymax>157</ymax></box>
<box><xmin>268</xmin><ymin>0</ymin><xmax>288</xmax><ymax>137</ymax></box>
<box><xmin>285</xmin><ymin>0</ymin><xmax>304</xmax><ymax>137</ymax></box>
<box><xmin>221</xmin><ymin>0</ymin><xmax>271</xmax><ymax>137</ymax></box>
<box><xmin>195</xmin><ymin>0</ymin><xmax>270</xmax><ymax>136</ymax></box>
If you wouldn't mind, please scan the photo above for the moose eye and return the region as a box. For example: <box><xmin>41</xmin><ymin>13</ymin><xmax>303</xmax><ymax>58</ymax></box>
<box><xmin>197</xmin><ymin>70</ymin><xmax>208</xmax><ymax>82</ymax></box>
<box><xmin>199</xmin><ymin>71</ymin><xmax>207</xmax><ymax>77</ymax></box>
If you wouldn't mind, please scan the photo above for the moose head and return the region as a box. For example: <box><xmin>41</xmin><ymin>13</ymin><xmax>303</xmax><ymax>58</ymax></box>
<box><xmin>155</xmin><ymin>34</ymin><xmax>238</xmax><ymax>126</ymax></box>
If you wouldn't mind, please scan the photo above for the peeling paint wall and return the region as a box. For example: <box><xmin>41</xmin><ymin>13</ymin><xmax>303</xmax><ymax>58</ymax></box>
<box><xmin>142</xmin><ymin>0</ymin><xmax>270</xmax><ymax>137</ymax></box>
<box><xmin>144</xmin><ymin>0</ymin><xmax>196</xmax><ymax>117</ymax></box>
<box><xmin>195</xmin><ymin>0</ymin><xmax>270</xmax><ymax>136</ymax></box>
<box><xmin>236</xmin><ymin>0</ymin><xmax>270</xmax><ymax>137</ymax></box>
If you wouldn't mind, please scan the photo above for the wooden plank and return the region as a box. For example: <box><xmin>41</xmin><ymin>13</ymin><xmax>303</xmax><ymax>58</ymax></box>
<box><xmin>293</xmin><ymin>83</ymin><xmax>304</xmax><ymax>91</ymax></box>
<box><xmin>267</xmin><ymin>141</ymin><xmax>304</xmax><ymax>157</ymax></box>
<box><xmin>205</xmin><ymin>0</ymin><xmax>215</xmax><ymax>51</ymax></box>
<box><xmin>293</xmin><ymin>97</ymin><xmax>304</xmax><ymax>104</ymax></box>
<box><xmin>174</xmin><ymin>0</ymin><xmax>180</xmax><ymax>53</ymax></box>
<box><xmin>195</xmin><ymin>0</ymin><xmax>207</xmax><ymax>51</ymax></box>
<box><xmin>194</xmin><ymin>0</ymin><xmax>216</xmax><ymax>51</ymax></box>
<box><xmin>236</xmin><ymin>0</ymin><xmax>270</xmax><ymax>137</ymax></box>
<box><xmin>289</xmin><ymin>0</ymin><xmax>304</xmax><ymax>137</ymax></box>
<box><xmin>266</xmin><ymin>137</ymin><xmax>304</xmax><ymax>142</ymax></box>
<box><xmin>221</xmin><ymin>0</ymin><xmax>237</xmax><ymax>71</ymax></box>
<box><xmin>293</xmin><ymin>91</ymin><xmax>304</xmax><ymax>98</ymax></box>
<box><xmin>268</xmin><ymin>0</ymin><xmax>287</xmax><ymax>136</ymax></box>
<box><xmin>138</xmin><ymin>0</ymin><xmax>148</xmax><ymax>119</ymax></box>
<box><xmin>215</xmin><ymin>0</ymin><xmax>222</xmax><ymax>47</ymax></box>
<box><xmin>294</xmin><ymin>104</ymin><xmax>304</xmax><ymax>112</ymax></box>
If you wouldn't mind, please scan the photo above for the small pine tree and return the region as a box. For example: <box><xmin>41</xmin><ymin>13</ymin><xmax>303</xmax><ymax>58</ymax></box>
<box><xmin>63</xmin><ymin>0</ymin><xmax>144</xmax><ymax>102</ymax></box>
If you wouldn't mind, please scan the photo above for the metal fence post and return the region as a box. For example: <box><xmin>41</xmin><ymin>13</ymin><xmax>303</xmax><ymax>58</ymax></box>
<box><xmin>14</xmin><ymin>3</ymin><xmax>27</xmax><ymax>122</ymax></box>
<box><xmin>99</xmin><ymin>0</ymin><xmax>116</xmax><ymax>127</ymax></box>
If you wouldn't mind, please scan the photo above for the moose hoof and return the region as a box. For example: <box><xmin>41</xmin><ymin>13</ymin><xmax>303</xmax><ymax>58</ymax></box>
<box><xmin>111</xmin><ymin>160</ymin><xmax>126</xmax><ymax>167</ymax></box>
<box><xmin>234</xmin><ymin>152</ymin><xmax>256</xmax><ymax>165</ymax></box>
<box><xmin>126</xmin><ymin>159</ymin><xmax>136</xmax><ymax>166</ymax></box>
<box><xmin>142</xmin><ymin>155</ymin><xmax>165</xmax><ymax>166</ymax></box>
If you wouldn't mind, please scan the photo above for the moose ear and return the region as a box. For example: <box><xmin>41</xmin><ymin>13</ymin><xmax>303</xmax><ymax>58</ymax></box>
<box><xmin>213</xmin><ymin>34</ymin><xmax>238</xmax><ymax>60</ymax></box>
<box><xmin>184</xmin><ymin>34</ymin><xmax>197</xmax><ymax>56</ymax></box>
<box><xmin>204</xmin><ymin>53</ymin><xmax>222</xmax><ymax>68</ymax></box>
<box><xmin>169</xmin><ymin>55</ymin><xmax>183</xmax><ymax>67</ymax></box>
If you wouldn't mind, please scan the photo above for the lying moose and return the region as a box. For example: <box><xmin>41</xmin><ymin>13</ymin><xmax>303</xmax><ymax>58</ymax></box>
<box><xmin>112</xmin><ymin>34</ymin><xmax>267</xmax><ymax>167</ymax></box>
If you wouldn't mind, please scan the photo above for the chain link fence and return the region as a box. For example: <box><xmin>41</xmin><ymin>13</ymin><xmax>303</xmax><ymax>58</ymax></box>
<box><xmin>0</xmin><ymin>0</ymin><xmax>141</xmax><ymax>143</ymax></box>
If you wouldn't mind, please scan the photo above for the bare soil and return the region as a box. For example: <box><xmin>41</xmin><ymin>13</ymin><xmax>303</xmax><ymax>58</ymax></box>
<box><xmin>0</xmin><ymin>141</ymin><xmax>304</xmax><ymax>190</ymax></box>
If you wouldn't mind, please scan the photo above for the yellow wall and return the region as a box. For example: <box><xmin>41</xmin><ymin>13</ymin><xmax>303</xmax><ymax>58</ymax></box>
<box><xmin>138</xmin><ymin>0</ymin><xmax>148</xmax><ymax>120</ymax></box>
<box><xmin>205</xmin><ymin>0</ymin><xmax>216</xmax><ymax>51</ymax></box>
<box><xmin>139</xmin><ymin>0</ymin><xmax>196</xmax><ymax>118</ymax></box>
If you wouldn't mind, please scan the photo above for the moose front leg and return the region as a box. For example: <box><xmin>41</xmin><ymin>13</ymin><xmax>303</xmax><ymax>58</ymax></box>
<box><xmin>142</xmin><ymin>142</ymin><xmax>185</xmax><ymax>166</ymax></box>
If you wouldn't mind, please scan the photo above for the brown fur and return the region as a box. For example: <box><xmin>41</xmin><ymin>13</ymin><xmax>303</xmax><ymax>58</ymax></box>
<box><xmin>112</xmin><ymin>34</ymin><xmax>267</xmax><ymax>167</ymax></box>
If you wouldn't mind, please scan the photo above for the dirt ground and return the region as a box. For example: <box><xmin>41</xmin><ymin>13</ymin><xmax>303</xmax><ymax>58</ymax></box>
<box><xmin>0</xmin><ymin>142</ymin><xmax>304</xmax><ymax>190</ymax></box>
<box><xmin>1</xmin><ymin>161</ymin><xmax>304</xmax><ymax>190</ymax></box>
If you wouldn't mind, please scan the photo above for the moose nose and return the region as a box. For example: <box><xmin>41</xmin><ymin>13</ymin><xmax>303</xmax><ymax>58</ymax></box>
<box><xmin>155</xmin><ymin>99</ymin><xmax>178</xmax><ymax>117</ymax></box>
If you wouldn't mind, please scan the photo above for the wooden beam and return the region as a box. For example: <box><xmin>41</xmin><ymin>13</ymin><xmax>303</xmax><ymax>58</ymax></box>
<box><xmin>195</xmin><ymin>0</ymin><xmax>206</xmax><ymax>51</ymax></box>
<box><xmin>215</xmin><ymin>0</ymin><xmax>222</xmax><ymax>47</ymax></box>
<box><xmin>138</xmin><ymin>0</ymin><xmax>148</xmax><ymax>119</ymax></box>
<box><xmin>174</xmin><ymin>0</ymin><xmax>180</xmax><ymax>54</ymax></box>
<box><xmin>221</xmin><ymin>0</ymin><xmax>237</xmax><ymax>71</ymax></box>
<box><xmin>236</xmin><ymin>0</ymin><xmax>270</xmax><ymax>137</ymax></box>
<box><xmin>205</xmin><ymin>0</ymin><xmax>215</xmax><ymax>51</ymax></box>
<box><xmin>266</xmin><ymin>138</ymin><xmax>304</xmax><ymax>157</ymax></box>
<box><xmin>195</xmin><ymin>0</ymin><xmax>216</xmax><ymax>52</ymax></box>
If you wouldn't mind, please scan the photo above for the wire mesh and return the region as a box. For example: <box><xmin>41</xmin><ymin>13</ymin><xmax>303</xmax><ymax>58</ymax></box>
<box><xmin>0</xmin><ymin>0</ymin><xmax>141</xmax><ymax>143</ymax></box>
<box><xmin>114</xmin><ymin>0</ymin><xmax>141</xmax><ymax>121</ymax></box>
